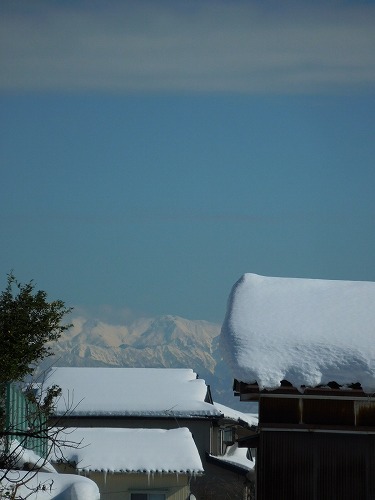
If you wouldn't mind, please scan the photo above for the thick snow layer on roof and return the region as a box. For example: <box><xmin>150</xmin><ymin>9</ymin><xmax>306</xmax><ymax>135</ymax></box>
<box><xmin>221</xmin><ymin>273</ymin><xmax>375</xmax><ymax>391</ymax></box>
<box><xmin>211</xmin><ymin>442</ymin><xmax>255</xmax><ymax>473</ymax></box>
<box><xmin>51</xmin><ymin>427</ymin><xmax>204</xmax><ymax>474</ymax></box>
<box><xmin>8</xmin><ymin>440</ymin><xmax>56</xmax><ymax>473</ymax></box>
<box><xmin>48</xmin><ymin>367</ymin><xmax>220</xmax><ymax>417</ymax></box>
<box><xmin>0</xmin><ymin>470</ymin><xmax>100</xmax><ymax>500</ymax></box>
<box><xmin>214</xmin><ymin>402</ymin><xmax>258</xmax><ymax>428</ymax></box>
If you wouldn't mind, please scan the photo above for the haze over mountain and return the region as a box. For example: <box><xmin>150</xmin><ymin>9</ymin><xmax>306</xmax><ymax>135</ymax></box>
<box><xmin>41</xmin><ymin>314</ymin><xmax>256</xmax><ymax>411</ymax></box>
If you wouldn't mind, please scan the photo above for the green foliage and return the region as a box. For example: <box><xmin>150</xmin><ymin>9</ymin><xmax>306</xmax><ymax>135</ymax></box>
<box><xmin>0</xmin><ymin>273</ymin><xmax>72</xmax><ymax>384</ymax></box>
<box><xmin>24</xmin><ymin>384</ymin><xmax>62</xmax><ymax>419</ymax></box>
<box><xmin>0</xmin><ymin>274</ymin><xmax>74</xmax><ymax>497</ymax></box>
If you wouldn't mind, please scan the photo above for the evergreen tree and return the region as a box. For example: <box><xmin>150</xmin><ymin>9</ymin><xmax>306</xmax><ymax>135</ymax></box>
<box><xmin>0</xmin><ymin>273</ymin><xmax>72</xmax><ymax>384</ymax></box>
<box><xmin>0</xmin><ymin>273</ymin><xmax>74</xmax><ymax>490</ymax></box>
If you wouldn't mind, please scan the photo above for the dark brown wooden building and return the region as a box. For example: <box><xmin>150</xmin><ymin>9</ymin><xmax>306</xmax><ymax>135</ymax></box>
<box><xmin>235</xmin><ymin>380</ymin><xmax>375</xmax><ymax>500</ymax></box>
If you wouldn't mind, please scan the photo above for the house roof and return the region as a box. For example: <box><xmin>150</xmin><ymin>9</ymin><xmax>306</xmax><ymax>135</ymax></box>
<box><xmin>208</xmin><ymin>442</ymin><xmax>255</xmax><ymax>476</ymax></box>
<box><xmin>0</xmin><ymin>470</ymin><xmax>100</xmax><ymax>500</ymax></box>
<box><xmin>8</xmin><ymin>439</ymin><xmax>56</xmax><ymax>473</ymax></box>
<box><xmin>214</xmin><ymin>402</ymin><xmax>258</xmax><ymax>428</ymax></box>
<box><xmin>221</xmin><ymin>273</ymin><xmax>375</xmax><ymax>391</ymax></box>
<box><xmin>47</xmin><ymin>367</ymin><xmax>221</xmax><ymax>418</ymax></box>
<box><xmin>51</xmin><ymin>427</ymin><xmax>204</xmax><ymax>474</ymax></box>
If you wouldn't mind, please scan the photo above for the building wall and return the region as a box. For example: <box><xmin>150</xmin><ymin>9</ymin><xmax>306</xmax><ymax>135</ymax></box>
<box><xmin>92</xmin><ymin>472</ymin><xmax>192</xmax><ymax>500</ymax></box>
<box><xmin>257</xmin><ymin>431</ymin><xmax>375</xmax><ymax>500</ymax></box>
<box><xmin>55</xmin><ymin>466</ymin><xmax>192</xmax><ymax>500</ymax></box>
<box><xmin>52</xmin><ymin>415</ymin><xmax>253</xmax><ymax>499</ymax></box>
<box><xmin>5</xmin><ymin>383</ymin><xmax>47</xmax><ymax>457</ymax></box>
<box><xmin>259</xmin><ymin>393</ymin><xmax>375</xmax><ymax>427</ymax></box>
<box><xmin>191</xmin><ymin>461</ymin><xmax>253</xmax><ymax>500</ymax></box>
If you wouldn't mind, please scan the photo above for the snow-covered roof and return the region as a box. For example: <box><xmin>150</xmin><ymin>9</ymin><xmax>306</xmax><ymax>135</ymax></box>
<box><xmin>221</xmin><ymin>273</ymin><xmax>375</xmax><ymax>391</ymax></box>
<box><xmin>210</xmin><ymin>442</ymin><xmax>255</xmax><ymax>474</ymax></box>
<box><xmin>214</xmin><ymin>402</ymin><xmax>258</xmax><ymax>428</ymax></box>
<box><xmin>8</xmin><ymin>440</ymin><xmax>56</xmax><ymax>473</ymax></box>
<box><xmin>0</xmin><ymin>470</ymin><xmax>100</xmax><ymax>500</ymax></box>
<box><xmin>51</xmin><ymin>427</ymin><xmax>204</xmax><ymax>474</ymax></box>
<box><xmin>47</xmin><ymin>367</ymin><xmax>220</xmax><ymax>417</ymax></box>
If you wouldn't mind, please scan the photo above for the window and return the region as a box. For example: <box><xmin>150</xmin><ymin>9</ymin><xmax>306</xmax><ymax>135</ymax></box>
<box><xmin>222</xmin><ymin>427</ymin><xmax>235</xmax><ymax>445</ymax></box>
<box><xmin>131</xmin><ymin>493</ymin><xmax>166</xmax><ymax>500</ymax></box>
<box><xmin>217</xmin><ymin>427</ymin><xmax>235</xmax><ymax>455</ymax></box>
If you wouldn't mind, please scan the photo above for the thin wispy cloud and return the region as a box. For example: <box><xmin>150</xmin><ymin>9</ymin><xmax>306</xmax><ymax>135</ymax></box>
<box><xmin>2</xmin><ymin>0</ymin><xmax>374</xmax><ymax>94</ymax></box>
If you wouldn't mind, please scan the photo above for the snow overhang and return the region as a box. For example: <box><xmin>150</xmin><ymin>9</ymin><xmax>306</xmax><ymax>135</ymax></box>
<box><xmin>221</xmin><ymin>273</ymin><xmax>375</xmax><ymax>392</ymax></box>
<box><xmin>51</xmin><ymin>427</ymin><xmax>204</xmax><ymax>475</ymax></box>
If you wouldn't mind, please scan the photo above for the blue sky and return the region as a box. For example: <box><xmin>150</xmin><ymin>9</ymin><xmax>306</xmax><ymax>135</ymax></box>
<box><xmin>1</xmin><ymin>1</ymin><xmax>375</xmax><ymax>323</ymax></box>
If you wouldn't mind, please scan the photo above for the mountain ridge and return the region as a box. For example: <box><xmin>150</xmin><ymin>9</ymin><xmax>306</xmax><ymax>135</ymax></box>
<box><xmin>41</xmin><ymin>314</ymin><xmax>256</xmax><ymax>411</ymax></box>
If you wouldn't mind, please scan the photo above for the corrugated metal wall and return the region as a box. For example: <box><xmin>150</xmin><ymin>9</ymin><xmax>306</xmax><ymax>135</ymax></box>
<box><xmin>257</xmin><ymin>431</ymin><xmax>375</xmax><ymax>500</ymax></box>
<box><xmin>5</xmin><ymin>383</ymin><xmax>47</xmax><ymax>458</ymax></box>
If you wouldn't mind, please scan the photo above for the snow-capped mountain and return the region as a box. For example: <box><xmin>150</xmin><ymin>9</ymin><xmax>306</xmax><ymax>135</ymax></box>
<box><xmin>41</xmin><ymin>314</ymin><xmax>253</xmax><ymax>410</ymax></box>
